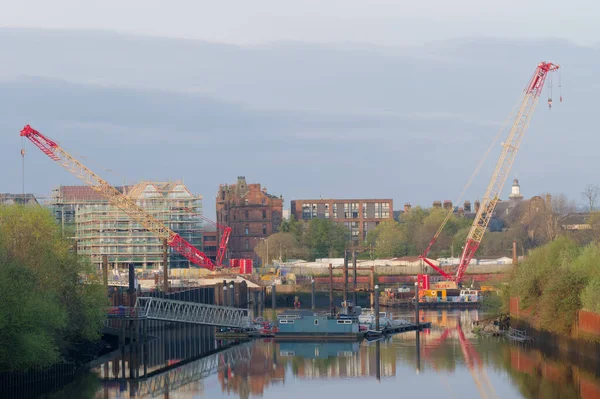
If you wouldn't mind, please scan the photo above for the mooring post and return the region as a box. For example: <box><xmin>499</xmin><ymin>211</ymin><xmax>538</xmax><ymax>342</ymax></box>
<box><xmin>162</xmin><ymin>238</ymin><xmax>169</xmax><ymax>293</ymax></box>
<box><xmin>223</xmin><ymin>284</ymin><xmax>228</xmax><ymax>306</ymax></box>
<box><xmin>415</xmin><ymin>281</ymin><xmax>420</xmax><ymax>328</ymax></box>
<box><xmin>230</xmin><ymin>283</ymin><xmax>235</xmax><ymax>307</ymax></box>
<box><xmin>271</xmin><ymin>283</ymin><xmax>276</xmax><ymax>309</ymax></box>
<box><xmin>376</xmin><ymin>340</ymin><xmax>381</xmax><ymax>382</ymax></box>
<box><xmin>329</xmin><ymin>263</ymin><xmax>334</xmax><ymax>313</ymax></box>
<box><xmin>375</xmin><ymin>285</ymin><xmax>380</xmax><ymax>331</ymax></box>
<box><xmin>343</xmin><ymin>250</ymin><xmax>348</xmax><ymax>303</ymax></box>
<box><xmin>370</xmin><ymin>267</ymin><xmax>375</xmax><ymax>308</ymax></box>
<box><xmin>352</xmin><ymin>250</ymin><xmax>357</xmax><ymax>305</ymax></box>
<box><xmin>102</xmin><ymin>255</ymin><xmax>108</xmax><ymax>288</ymax></box>
<box><xmin>311</xmin><ymin>279</ymin><xmax>316</xmax><ymax>311</ymax></box>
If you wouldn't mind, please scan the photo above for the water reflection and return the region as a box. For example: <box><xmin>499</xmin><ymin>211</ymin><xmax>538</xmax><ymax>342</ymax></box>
<box><xmin>46</xmin><ymin>309</ymin><xmax>600</xmax><ymax>399</ymax></box>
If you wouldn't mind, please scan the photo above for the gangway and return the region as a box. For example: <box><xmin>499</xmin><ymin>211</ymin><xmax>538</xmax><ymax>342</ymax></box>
<box><xmin>135</xmin><ymin>297</ymin><xmax>250</xmax><ymax>329</ymax></box>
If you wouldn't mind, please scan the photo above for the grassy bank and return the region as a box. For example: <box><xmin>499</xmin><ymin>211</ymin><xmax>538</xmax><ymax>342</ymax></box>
<box><xmin>505</xmin><ymin>237</ymin><xmax>600</xmax><ymax>336</ymax></box>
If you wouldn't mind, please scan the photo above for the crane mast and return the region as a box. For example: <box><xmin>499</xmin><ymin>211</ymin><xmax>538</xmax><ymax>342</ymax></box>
<box><xmin>20</xmin><ymin>125</ymin><xmax>216</xmax><ymax>271</ymax></box>
<box><xmin>199</xmin><ymin>215</ymin><xmax>232</xmax><ymax>267</ymax></box>
<box><xmin>420</xmin><ymin>62</ymin><xmax>559</xmax><ymax>283</ymax></box>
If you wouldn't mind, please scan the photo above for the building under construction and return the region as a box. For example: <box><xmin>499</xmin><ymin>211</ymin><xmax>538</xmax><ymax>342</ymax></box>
<box><xmin>49</xmin><ymin>181</ymin><xmax>203</xmax><ymax>270</ymax></box>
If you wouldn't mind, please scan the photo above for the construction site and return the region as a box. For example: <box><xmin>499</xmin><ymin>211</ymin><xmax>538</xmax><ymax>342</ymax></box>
<box><xmin>50</xmin><ymin>182</ymin><xmax>203</xmax><ymax>270</ymax></box>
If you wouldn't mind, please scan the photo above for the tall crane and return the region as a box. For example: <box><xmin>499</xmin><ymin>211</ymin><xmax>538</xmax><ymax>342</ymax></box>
<box><xmin>20</xmin><ymin>125</ymin><xmax>216</xmax><ymax>271</ymax></box>
<box><xmin>198</xmin><ymin>215</ymin><xmax>231</xmax><ymax>267</ymax></box>
<box><xmin>420</xmin><ymin>61</ymin><xmax>560</xmax><ymax>283</ymax></box>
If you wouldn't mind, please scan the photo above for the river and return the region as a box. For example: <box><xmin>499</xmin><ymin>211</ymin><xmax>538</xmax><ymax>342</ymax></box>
<box><xmin>42</xmin><ymin>309</ymin><xmax>600</xmax><ymax>399</ymax></box>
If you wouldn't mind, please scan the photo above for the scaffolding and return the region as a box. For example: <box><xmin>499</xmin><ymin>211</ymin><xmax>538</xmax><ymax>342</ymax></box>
<box><xmin>51</xmin><ymin>181</ymin><xmax>202</xmax><ymax>270</ymax></box>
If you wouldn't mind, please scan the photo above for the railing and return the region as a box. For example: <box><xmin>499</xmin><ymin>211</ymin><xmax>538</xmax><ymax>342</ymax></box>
<box><xmin>135</xmin><ymin>297</ymin><xmax>250</xmax><ymax>328</ymax></box>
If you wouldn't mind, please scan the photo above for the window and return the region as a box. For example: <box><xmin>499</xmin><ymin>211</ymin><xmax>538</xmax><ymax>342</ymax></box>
<box><xmin>311</xmin><ymin>203</ymin><xmax>317</xmax><ymax>219</ymax></box>
<box><xmin>245</xmin><ymin>225</ymin><xmax>249</xmax><ymax>235</ymax></box>
<box><xmin>324</xmin><ymin>203</ymin><xmax>330</xmax><ymax>219</ymax></box>
<box><xmin>244</xmin><ymin>210</ymin><xmax>249</xmax><ymax>219</ymax></box>
<box><xmin>343</xmin><ymin>203</ymin><xmax>350</xmax><ymax>218</ymax></box>
<box><xmin>333</xmin><ymin>203</ymin><xmax>338</xmax><ymax>219</ymax></box>
<box><xmin>233</xmin><ymin>213</ymin><xmax>237</xmax><ymax>221</ymax></box>
<box><xmin>302</xmin><ymin>203</ymin><xmax>311</xmax><ymax>220</ymax></box>
<box><xmin>262</xmin><ymin>224</ymin><xmax>267</xmax><ymax>235</ymax></box>
<box><xmin>262</xmin><ymin>210</ymin><xmax>267</xmax><ymax>219</ymax></box>
<box><xmin>362</xmin><ymin>202</ymin><xmax>367</xmax><ymax>218</ymax></box>
<box><xmin>261</xmin><ymin>198</ymin><xmax>266</xmax><ymax>205</ymax></box>
<box><xmin>245</xmin><ymin>239</ymin><xmax>249</xmax><ymax>250</ymax></box>
<box><xmin>244</xmin><ymin>199</ymin><xmax>249</xmax><ymax>206</ymax></box>
<box><xmin>351</xmin><ymin>203</ymin><xmax>359</xmax><ymax>218</ymax></box>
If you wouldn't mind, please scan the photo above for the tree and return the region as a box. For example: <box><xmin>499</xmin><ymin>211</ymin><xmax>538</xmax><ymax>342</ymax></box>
<box><xmin>367</xmin><ymin>220</ymin><xmax>406</xmax><ymax>258</ymax></box>
<box><xmin>581</xmin><ymin>185</ymin><xmax>600</xmax><ymax>212</ymax></box>
<box><xmin>0</xmin><ymin>206</ymin><xmax>107</xmax><ymax>371</ymax></box>
<box><xmin>254</xmin><ymin>232</ymin><xmax>307</xmax><ymax>265</ymax></box>
<box><xmin>279</xmin><ymin>215</ymin><xmax>305</xmax><ymax>243</ymax></box>
<box><xmin>305</xmin><ymin>219</ymin><xmax>348</xmax><ymax>260</ymax></box>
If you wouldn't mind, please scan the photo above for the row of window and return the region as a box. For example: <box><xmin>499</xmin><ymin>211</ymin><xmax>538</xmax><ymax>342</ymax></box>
<box><xmin>232</xmin><ymin>210</ymin><xmax>268</xmax><ymax>221</ymax></box>
<box><xmin>301</xmin><ymin>202</ymin><xmax>391</xmax><ymax>220</ymax></box>
<box><xmin>236</xmin><ymin>224</ymin><xmax>268</xmax><ymax>235</ymax></box>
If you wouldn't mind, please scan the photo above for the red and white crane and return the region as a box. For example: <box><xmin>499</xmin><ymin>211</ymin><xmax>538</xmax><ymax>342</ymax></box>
<box><xmin>20</xmin><ymin>125</ymin><xmax>217</xmax><ymax>271</ymax></box>
<box><xmin>198</xmin><ymin>215</ymin><xmax>232</xmax><ymax>267</ymax></box>
<box><xmin>419</xmin><ymin>61</ymin><xmax>560</xmax><ymax>284</ymax></box>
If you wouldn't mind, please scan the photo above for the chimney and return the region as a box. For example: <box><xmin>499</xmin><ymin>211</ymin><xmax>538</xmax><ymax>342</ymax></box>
<box><xmin>464</xmin><ymin>200</ymin><xmax>471</xmax><ymax>213</ymax></box>
<box><xmin>443</xmin><ymin>200</ymin><xmax>453</xmax><ymax>211</ymax></box>
<box><xmin>404</xmin><ymin>202</ymin><xmax>412</xmax><ymax>213</ymax></box>
<box><xmin>474</xmin><ymin>200</ymin><xmax>481</xmax><ymax>213</ymax></box>
<box><xmin>512</xmin><ymin>240</ymin><xmax>518</xmax><ymax>265</ymax></box>
<box><xmin>433</xmin><ymin>200</ymin><xmax>442</xmax><ymax>209</ymax></box>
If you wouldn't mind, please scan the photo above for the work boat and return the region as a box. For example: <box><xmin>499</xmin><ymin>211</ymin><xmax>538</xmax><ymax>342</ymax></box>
<box><xmin>275</xmin><ymin>301</ymin><xmax>363</xmax><ymax>341</ymax></box>
<box><xmin>358</xmin><ymin>309</ymin><xmax>411</xmax><ymax>330</ymax></box>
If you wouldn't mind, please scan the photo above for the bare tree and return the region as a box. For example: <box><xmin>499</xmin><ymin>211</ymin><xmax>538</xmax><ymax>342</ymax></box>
<box><xmin>544</xmin><ymin>193</ymin><xmax>578</xmax><ymax>240</ymax></box>
<box><xmin>582</xmin><ymin>185</ymin><xmax>600</xmax><ymax>212</ymax></box>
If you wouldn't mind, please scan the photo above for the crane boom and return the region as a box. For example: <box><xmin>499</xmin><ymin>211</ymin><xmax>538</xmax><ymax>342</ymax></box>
<box><xmin>420</xmin><ymin>62</ymin><xmax>559</xmax><ymax>283</ymax></box>
<box><xmin>454</xmin><ymin>62</ymin><xmax>559</xmax><ymax>282</ymax></box>
<box><xmin>199</xmin><ymin>215</ymin><xmax>232</xmax><ymax>267</ymax></box>
<box><xmin>20</xmin><ymin>125</ymin><xmax>215</xmax><ymax>271</ymax></box>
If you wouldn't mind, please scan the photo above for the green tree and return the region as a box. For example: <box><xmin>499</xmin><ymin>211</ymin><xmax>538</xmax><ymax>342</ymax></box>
<box><xmin>279</xmin><ymin>215</ymin><xmax>305</xmax><ymax>243</ymax></box>
<box><xmin>254</xmin><ymin>232</ymin><xmax>308</xmax><ymax>265</ymax></box>
<box><xmin>367</xmin><ymin>220</ymin><xmax>406</xmax><ymax>258</ymax></box>
<box><xmin>0</xmin><ymin>206</ymin><xmax>107</xmax><ymax>370</ymax></box>
<box><xmin>305</xmin><ymin>219</ymin><xmax>348</xmax><ymax>259</ymax></box>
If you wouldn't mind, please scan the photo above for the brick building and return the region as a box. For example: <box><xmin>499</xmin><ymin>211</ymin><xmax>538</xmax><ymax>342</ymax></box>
<box><xmin>290</xmin><ymin>199</ymin><xmax>393</xmax><ymax>242</ymax></box>
<box><xmin>202</xmin><ymin>230</ymin><xmax>218</xmax><ymax>261</ymax></box>
<box><xmin>216</xmin><ymin>177</ymin><xmax>283</xmax><ymax>263</ymax></box>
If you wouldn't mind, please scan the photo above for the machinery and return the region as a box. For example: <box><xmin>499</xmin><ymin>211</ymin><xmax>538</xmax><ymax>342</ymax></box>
<box><xmin>20</xmin><ymin>125</ymin><xmax>217</xmax><ymax>271</ymax></box>
<box><xmin>198</xmin><ymin>215</ymin><xmax>232</xmax><ymax>267</ymax></box>
<box><xmin>419</xmin><ymin>61</ymin><xmax>560</xmax><ymax>285</ymax></box>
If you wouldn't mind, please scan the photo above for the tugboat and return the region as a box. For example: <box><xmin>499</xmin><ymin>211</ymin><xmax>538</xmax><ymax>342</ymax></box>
<box><xmin>275</xmin><ymin>301</ymin><xmax>364</xmax><ymax>341</ymax></box>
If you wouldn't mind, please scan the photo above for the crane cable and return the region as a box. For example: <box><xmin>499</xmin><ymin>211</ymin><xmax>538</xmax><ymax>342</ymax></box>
<box><xmin>429</xmin><ymin>95</ymin><xmax>524</xmax><ymax>245</ymax></box>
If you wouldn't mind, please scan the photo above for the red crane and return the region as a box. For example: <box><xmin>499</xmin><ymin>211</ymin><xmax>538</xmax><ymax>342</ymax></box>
<box><xmin>198</xmin><ymin>215</ymin><xmax>231</xmax><ymax>267</ymax></box>
<box><xmin>20</xmin><ymin>125</ymin><xmax>217</xmax><ymax>271</ymax></box>
<box><xmin>419</xmin><ymin>61</ymin><xmax>560</xmax><ymax>284</ymax></box>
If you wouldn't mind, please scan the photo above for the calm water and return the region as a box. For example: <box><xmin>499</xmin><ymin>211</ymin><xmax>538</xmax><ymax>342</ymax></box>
<box><xmin>45</xmin><ymin>309</ymin><xmax>600</xmax><ymax>399</ymax></box>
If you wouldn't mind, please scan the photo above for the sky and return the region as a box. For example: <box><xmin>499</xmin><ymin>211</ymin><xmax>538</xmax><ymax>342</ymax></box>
<box><xmin>2</xmin><ymin>0</ymin><xmax>600</xmax><ymax>46</ymax></box>
<box><xmin>0</xmin><ymin>2</ymin><xmax>596</xmax><ymax>216</ymax></box>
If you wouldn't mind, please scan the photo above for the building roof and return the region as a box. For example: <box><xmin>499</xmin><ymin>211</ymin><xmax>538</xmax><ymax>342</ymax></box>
<box><xmin>560</xmin><ymin>213</ymin><xmax>590</xmax><ymax>226</ymax></box>
<box><xmin>0</xmin><ymin>193</ymin><xmax>39</xmax><ymax>205</ymax></box>
<box><xmin>54</xmin><ymin>185</ymin><xmax>129</xmax><ymax>203</ymax></box>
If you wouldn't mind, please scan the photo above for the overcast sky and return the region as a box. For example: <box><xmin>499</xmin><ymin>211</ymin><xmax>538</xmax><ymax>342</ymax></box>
<box><xmin>2</xmin><ymin>0</ymin><xmax>599</xmax><ymax>46</ymax></box>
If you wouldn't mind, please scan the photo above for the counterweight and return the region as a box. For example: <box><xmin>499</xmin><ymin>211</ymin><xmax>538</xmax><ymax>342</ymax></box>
<box><xmin>20</xmin><ymin>125</ymin><xmax>216</xmax><ymax>271</ymax></box>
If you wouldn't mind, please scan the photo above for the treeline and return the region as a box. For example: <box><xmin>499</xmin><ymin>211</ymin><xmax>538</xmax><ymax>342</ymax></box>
<box><xmin>0</xmin><ymin>206</ymin><xmax>107</xmax><ymax>371</ymax></box>
<box><xmin>505</xmin><ymin>237</ymin><xmax>600</xmax><ymax>335</ymax></box>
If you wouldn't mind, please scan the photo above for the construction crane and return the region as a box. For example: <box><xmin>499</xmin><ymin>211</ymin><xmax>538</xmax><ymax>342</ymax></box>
<box><xmin>20</xmin><ymin>125</ymin><xmax>217</xmax><ymax>271</ymax></box>
<box><xmin>419</xmin><ymin>61</ymin><xmax>560</xmax><ymax>284</ymax></box>
<box><xmin>198</xmin><ymin>215</ymin><xmax>232</xmax><ymax>267</ymax></box>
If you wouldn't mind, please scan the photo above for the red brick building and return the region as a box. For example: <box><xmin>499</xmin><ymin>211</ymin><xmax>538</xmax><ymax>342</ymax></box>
<box><xmin>216</xmin><ymin>177</ymin><xmax>283</xmax><ymax>263</ymax></box>
<box><xmin>290</xmin><ymin>199</ymin><xmax>393</xmax><ymax>243</ymax></box>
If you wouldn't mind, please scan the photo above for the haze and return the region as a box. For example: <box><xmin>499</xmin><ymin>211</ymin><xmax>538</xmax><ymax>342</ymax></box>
<box><xmin>0</xmin><ymin>2</ymin><xmax>595</xmax><ymax>214</ymax></box>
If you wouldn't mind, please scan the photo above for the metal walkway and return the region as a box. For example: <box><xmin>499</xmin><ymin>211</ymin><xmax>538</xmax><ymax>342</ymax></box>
<box><xmin>135</xmin><ymin>343</ymin><xmax>253</xmax><ymax>397</ymax></box>
<box><xmin>135</xmin><ymin>297</ymin><xmax>250</xmax><ymax>328</ymax></box>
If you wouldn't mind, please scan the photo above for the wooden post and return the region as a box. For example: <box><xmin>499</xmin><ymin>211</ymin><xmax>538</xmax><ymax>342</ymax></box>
<box><xmin>311</xmin><ymin>279</ymin><xmax>316</xmax><ymax>311</ymax></box>
<box><xmin>370</xmin><ymin>267</ymin><xmax>375</xmax><ymax>308</ymax></box>
<box><xmin>343</xmin><ymin>250</ymin><xmax>348</xmax><ymax>303</ymax></box>
<box><xmin>352</xmin><ymin>250</ymin><xmax>357</xmax><ymax>305</ymax></box>
<box><xmin>329</xmin><ymin>263</ymin><xmax>334</xmax><ymax>313</ymax></box>
<box><xmin>102</xmin><ymin>255</ymin><xmax>108</xmax><ymax>288</ymax></box>
<box><xmin>375</xmin><ymin>284</ymin><xmax>380</xmax><ymax>331</ymax></box>
<box><xmin>163</xmin><ymin>238</ymin><xmax>169</xmax><ymax>293</ymax></box>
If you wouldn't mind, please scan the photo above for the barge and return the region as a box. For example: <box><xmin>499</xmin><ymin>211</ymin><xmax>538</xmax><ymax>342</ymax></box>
<box><xmin>275</xmin><ymin>309</ymin><xmax>363</xmax><ymax>341</ymax></box>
